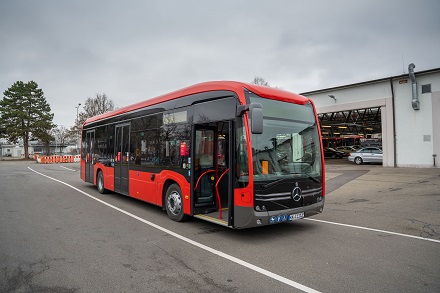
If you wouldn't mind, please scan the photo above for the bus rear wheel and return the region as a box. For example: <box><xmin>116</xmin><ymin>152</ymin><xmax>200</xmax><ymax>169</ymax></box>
<box><xmin>97</xmin><ymin>171</ymin><xmax>107</xmax><ymax>194</ymax></box>
<box><xmin>165</xmin><ymin>184</ymin><xmax>187</xmax><ymax>222</ymax></box>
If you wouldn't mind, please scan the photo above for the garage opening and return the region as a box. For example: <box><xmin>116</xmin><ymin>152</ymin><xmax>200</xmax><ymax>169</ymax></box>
<box><xmin>318</xmin><ymin>107</ymin><xmax>382</xmax><ymax>148</ymax></box>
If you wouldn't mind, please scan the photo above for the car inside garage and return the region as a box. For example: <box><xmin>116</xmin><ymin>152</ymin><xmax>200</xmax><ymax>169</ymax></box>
<box><xmin>318</xmin><ymin>107</ymin><xmax>383</xmax><ymax>165</ymax></box>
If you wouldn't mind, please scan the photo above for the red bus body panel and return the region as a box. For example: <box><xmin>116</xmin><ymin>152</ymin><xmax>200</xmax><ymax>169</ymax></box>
<box><xmin>129</xmin><ymin>170</ymin><xmax>157</xmax><ymax>204</ymax></box>
<box><xmin>310</xmin><ymin>99</ymin><xmax>326</xmax><ymax>196</ymax></box>
<box><xmin>80</xmin><ymin>160</ymin><xmax>85</xmax><ymax>181</ymax></box>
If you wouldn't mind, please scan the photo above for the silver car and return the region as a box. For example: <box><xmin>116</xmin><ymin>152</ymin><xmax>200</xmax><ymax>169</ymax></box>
<box><xmin>348</xmin><ymin>147</ymin><xmax>383</xmax><ymax>165</ymax></box>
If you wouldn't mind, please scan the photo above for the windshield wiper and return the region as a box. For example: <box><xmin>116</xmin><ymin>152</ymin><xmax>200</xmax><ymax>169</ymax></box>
<box><xmin>261</xmin><ymin>177</ymin><xmax>292</xmax><ymax>189</ymax></box>
<box><xmin>305</xmin><ymin>173</ymin><xmax>321</xmax><ymax>183</ymax></box>
<box><xmin>261</xmin><ymin>173</ymin><xmax>321</xmax><ymax>189</ymax></box>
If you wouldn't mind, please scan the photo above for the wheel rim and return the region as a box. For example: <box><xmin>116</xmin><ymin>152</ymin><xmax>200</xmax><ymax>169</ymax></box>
<box><xmin>167</xmin><ymin>191</ymin><xmax>182</xmax><ymax>216</ymax></box>
<box><xmin>355</xmin><ymin>157</ymin><xmax>362</xmax><ymax>164</ymax></box>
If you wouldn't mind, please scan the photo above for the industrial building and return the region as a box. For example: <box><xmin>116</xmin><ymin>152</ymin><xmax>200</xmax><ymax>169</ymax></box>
<box><xmin>302</xmin><ymin>64</ymin><xmax>440</xmax><ymax>168</ymax></box>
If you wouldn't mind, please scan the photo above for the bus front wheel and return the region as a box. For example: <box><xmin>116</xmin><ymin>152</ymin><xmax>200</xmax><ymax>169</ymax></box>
<box><xmin>97</xmin><ymin>171</ymin><xmax>107</xmax><ymax>194</ymax></box>
<box><xmin>165</xmin><ymin>184</ymin><xmax>187</xmax><ymax>222</ymax></box>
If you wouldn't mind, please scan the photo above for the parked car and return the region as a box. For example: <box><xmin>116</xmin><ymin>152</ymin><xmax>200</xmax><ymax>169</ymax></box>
<box><xmin>348</xmin><ymin>147</ymin><xmax>383</xmax><ymax>165</ymax></box>
<box><xmin>336</xmin><ymin>146</ymin><xmax>359</xmax><ymax>156</ymax></box>
<box><xmin>324</xmin><ymin>147</ymin><xmax>345</xmax><ymax>158</ymax></box>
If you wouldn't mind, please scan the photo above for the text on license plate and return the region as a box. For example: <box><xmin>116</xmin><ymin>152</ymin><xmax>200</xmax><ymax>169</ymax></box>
<box><xmin>289</xmin><ymin>212</ymin><xmax>305</xmax><ymax>221</ymax></box>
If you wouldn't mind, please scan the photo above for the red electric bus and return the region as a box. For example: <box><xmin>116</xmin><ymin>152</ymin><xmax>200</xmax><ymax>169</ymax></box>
<box><xmin>81</xmin><ymin>81</ymin><xmax>325</xmax><ymax>228</ymax></box>
<box><xmin>322</xmin><ymin>135</ymin><xmax>362</xmax><ymax>148</ymax></box>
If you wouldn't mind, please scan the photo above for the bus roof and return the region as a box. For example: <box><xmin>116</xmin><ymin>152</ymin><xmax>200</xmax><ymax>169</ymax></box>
<box><xmin>83</xmin><ymin>81</ymin><xmax>310</xmax><ymax>126</ymax></box>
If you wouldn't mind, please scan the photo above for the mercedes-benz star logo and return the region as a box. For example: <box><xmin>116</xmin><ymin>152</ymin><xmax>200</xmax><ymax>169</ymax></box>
<box><xmin>292</xmin><ymin>186</ymin><xmax>302</xmax><ymax>202</ymax></box>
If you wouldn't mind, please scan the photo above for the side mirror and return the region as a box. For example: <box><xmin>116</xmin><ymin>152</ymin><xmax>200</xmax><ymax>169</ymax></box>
<box><xmin>250</xmin><ymin>103</ymin><xmax>263</xmax><ymax>134</ymax></box>
<box><xmin>237</xmin><ymin>103</ymin><xmax>263</xmax><ymax>134</ymax></box>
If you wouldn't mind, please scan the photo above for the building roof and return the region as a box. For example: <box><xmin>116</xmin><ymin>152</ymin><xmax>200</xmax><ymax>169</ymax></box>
<box><xmin>301</xmin><ymin>67</ymin><xmax>440</xmax><ymax>96</ymax></box>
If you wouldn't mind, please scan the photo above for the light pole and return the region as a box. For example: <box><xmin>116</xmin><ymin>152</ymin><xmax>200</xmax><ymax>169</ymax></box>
<box><xmin>75</xmin><ymin>103</ymin><xmax>81</xmax><ymax>154</ymax></box>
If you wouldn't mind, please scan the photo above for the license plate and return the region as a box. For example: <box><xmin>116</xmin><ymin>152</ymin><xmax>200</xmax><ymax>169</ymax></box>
<box><xmin>289</xmin><ymin>212</ymin><xmax>304</xmax><ymax>221</ymax></box>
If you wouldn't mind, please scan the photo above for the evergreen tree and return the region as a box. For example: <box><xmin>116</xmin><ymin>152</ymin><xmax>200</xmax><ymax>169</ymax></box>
<box><xmin>0</xmin><ymin>81</ymin><xmax>55</xmax><ymax>158</ymax></box>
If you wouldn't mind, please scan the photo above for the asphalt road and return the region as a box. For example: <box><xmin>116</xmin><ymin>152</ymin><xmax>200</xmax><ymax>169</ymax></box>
<box><xmin>1</xmin><ymin>160</ymin><xmax>439</xmax><ymax>293</ymax></box>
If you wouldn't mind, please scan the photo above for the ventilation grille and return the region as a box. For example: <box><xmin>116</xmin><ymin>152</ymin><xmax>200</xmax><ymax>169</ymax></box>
<box><xmin>422</xmin><ymin>84</ymin><xmax>431</xmax><ymax>94</ymax></box>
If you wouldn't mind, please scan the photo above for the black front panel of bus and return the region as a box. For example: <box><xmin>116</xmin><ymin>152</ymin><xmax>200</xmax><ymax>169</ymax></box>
<box><xmin>253</xmin><ymin>179</ymin><xmax>322</xmax><ymax>211</ymax></box>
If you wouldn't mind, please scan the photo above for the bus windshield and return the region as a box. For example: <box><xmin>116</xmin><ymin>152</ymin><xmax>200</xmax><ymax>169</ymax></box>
<box><xmin>249</xmin><ymin>95</ymin><xmax>322</xmax><ymax>182</ymax></box>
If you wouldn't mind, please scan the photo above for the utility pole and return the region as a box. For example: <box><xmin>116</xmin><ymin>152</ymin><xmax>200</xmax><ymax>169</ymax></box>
<box><xmin>75</xmin><ymin>103</ymin><xmax>81</xmax><ymax>154</ymax></box>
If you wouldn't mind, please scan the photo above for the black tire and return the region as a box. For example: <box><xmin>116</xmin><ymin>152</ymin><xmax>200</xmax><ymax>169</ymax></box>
<box><xmin>332</xmin><ymin>153</ymin><xmax>336</xmax><ymax>159</ymax></box>
<box><xmin>165</xmin><ymin>184</ymin><xmax>187</xmax><ymax>222</ymax></box>
<box><xmin>354</xmin><ymin>157</ymin><xmax>363</xmax><ymax>165</ymax></box>
<box><xmin>97</xmin><ymin>171</ymin><xmax>107</xmax><ymax>194</ymax></box>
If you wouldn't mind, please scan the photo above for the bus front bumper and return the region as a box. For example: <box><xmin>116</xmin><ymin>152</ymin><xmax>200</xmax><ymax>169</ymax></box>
<box><xmin>234</xmin><ymin>198</ymin><xmax>325</xmax><ymax>229</ymax></box>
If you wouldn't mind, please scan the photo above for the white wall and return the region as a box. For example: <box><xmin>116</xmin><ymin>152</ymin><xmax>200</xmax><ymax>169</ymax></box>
<box><xmin>432</xmin><ymin>91</ymin><xmax>440</xmax><ymax>167</ymax></box>
<box><xmin>393</xmin><ymin>72</ymin><xmax>440</xmax><ymax>167</ymax></box>
<box><xmin>308</xmin><ymin>80</ymin><xmax>392</xmax><ymax>107</ymax></box>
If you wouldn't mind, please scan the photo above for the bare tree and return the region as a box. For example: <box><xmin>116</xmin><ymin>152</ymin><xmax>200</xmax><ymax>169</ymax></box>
<box><xmin>52</xmin><ymin>125</ymin><xmax>70</xmax><ymax>154</ymax></box>
<box><xmin>251</xmin><ymin>76</ymin><xmax>283</xmax><ymax>89</ymax></box>
<box><xmin>251</xmin><ymin>76</ymin><xmax>270</xmax><ymax>86</ymax></box>
<box><xmin>70</xmin><ymin>93</ymin><xmax>116</xmax><ymax>139</ymax></box>
<box><xmin>83</xmin><ymin>93</ymin><xmax>115</xmax><ymax>118</ymax></box>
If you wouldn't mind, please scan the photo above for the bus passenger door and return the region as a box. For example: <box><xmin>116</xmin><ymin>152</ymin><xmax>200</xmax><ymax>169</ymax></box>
<box><xmin>192</xmin><ymin>126</ymin><xmax>217</xmax><ymax>211</ymax></box>
<box><xmin>191</xmin><ymin>122</ymin><xmax>234</xmax><ymax>226</ymax></box>
<box><xmin>114</xmin><ymin>124</ymin><xmax>130</xmax><ymax>195</ymax></box>
<box><xmin>85</xmin><ymin>130</ymin><xmax>95</xmax><ymax>184</ymax></box>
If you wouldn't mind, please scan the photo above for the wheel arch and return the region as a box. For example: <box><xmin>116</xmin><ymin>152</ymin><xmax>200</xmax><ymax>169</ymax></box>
<box><xmin>161</xmin><ymin>179</ymin><xmax>178</xmax><ymax>210</ymax></box>
<box><xmin>95</xmin><ymin>167</ymin><xmax>103</xmax><ymax>185</ymax></box>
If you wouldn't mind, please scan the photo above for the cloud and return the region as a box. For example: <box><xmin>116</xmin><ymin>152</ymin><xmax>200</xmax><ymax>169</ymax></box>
<box><xmin>1</xmin><ymin>0</ymin><xmax>439</xmax><ymax>127</ymax></box>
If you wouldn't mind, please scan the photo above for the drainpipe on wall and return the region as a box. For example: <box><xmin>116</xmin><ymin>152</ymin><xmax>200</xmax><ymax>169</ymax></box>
<box><xmin>408</xmin><ymin>63</ymin><xmax>420</xmax><ymax>110</ymax></box>
<box><xmin>390</xmin><ymin>78</ymin><xmax>397</xmax><ymax>167</ymax></box>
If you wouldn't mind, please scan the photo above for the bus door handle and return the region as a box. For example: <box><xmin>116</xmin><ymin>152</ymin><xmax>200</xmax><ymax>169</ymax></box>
<box><xmin>194</xmin><ymin>170</ymin><xmax>216</xmax><ymax>190</ymax></box>
<box><xmin>215</xmin><ymin>168</ymin><xmax>229</xmax><ymax>220</ymax></box>
<box><xmin>151</xmin><ymin>174</ymin><xmax>155</xmax><ymax>181</ymax></box>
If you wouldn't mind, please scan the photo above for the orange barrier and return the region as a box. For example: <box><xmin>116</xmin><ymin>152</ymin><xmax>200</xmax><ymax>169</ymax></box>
<box><xmin>36</xmin><ymin>154</ymin><xmax>79</xmax><ymax>164</ymax></box>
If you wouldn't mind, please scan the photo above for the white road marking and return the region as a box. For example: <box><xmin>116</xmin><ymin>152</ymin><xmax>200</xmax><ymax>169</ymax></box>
<box><xmin>27</xmin><ymin>167</ymin><xmax>321</xmax><ymax>293</ymax></box>
<box><xmin>60</xmin><ymin>165</ymin><xmax>76</xmax><ymax>172</ymax></box>
<box><xmin>305</xmin><ymin>218</ymin><xmax>440</xmax><ymax>244</ymax></box>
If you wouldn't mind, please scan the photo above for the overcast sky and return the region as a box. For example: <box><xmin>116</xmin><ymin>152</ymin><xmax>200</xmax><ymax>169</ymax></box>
<box><xmin>1</xmin><ymin>0</ymin><xmax>439</xmax><ymax>128</ymax></box>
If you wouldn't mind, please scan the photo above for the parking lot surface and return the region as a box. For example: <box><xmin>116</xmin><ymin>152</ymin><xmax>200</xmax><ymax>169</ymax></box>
<box><xmin>0</xmin><ymin>160</ymin><xmax>439</xmax><ymax>292</ymax></box>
